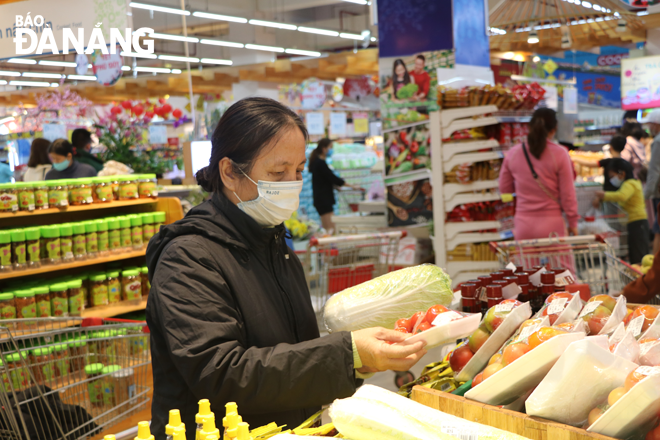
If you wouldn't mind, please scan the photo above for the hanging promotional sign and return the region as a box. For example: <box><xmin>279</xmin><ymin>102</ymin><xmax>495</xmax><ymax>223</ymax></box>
<box><xmin>42</xmin><ymin>123</ymin><xmax>67</xmax><ymax>141</ymax></box>
<box><xmin>353</xmin><ymin>112</ymin><xmax>369</xmax><ymax>135</ymax></box>
<box><xmin>329</xmin><ymin>112</ymin><xmax>347</xmax><ymax>137</ymax></box>
<box><xmin>563</xmin><ymin>88</ymin><xmax>578</xmax><ymax>114</ymax></box>
<box><xmin>621</xmin><ymin>55</ymin><xmax>660</xmax><ymax>110</ymax></box>
<box><xmin>76</xmin><ymin>54</ymin><xmax>89</xmax><ymax>75</ymax></box>
<box><xmin>301</xmin><ymin>81</ymin><xmax>327</xmax><ymax>109</ymax></box>
<box><xmin>91</xmin><ymin>50</ymin><xmax>123</xmax><ymax>86</ymax></box>
<box><xmin>618</xmin><ymin>0</ymin><xmax>658</xmax><ymax>7</ymax></box>
<box><xmin>305</xmin><ymin>112</ymin><xmax>324</xmax><ymax>135</ymax></box>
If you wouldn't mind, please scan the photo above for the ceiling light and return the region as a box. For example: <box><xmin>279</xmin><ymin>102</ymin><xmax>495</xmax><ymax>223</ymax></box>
<box><xmin>150</xmin><ymin>32</ymin><xmax>199</xmax><ymax>43</ymax></box>
<box><xmin>158</xmin><ymin>55</ymin><xmax>200</xmax><ymax>62</ymax></box>
<box><xmin>0</xmin><ymin>71</ymin><xmax>21</xmax><ymax>77</ymax></box>
<box><xmin>503</xmin><ymin>51</ymin><xmax>515</xmax><ymax>59</ymax></box>
<box><xmin>87</xmin><ymin>64</ymin><xmax>93</xmax><ymax>68</ymax></box>
<box><xmin>192</xmin><ymin>11</ymin><xmax>247</xmax><ymax>23</ymax></box>
<box><xmin>285</xmin><ymin>48</ymin><xmax>322</xmax><ymax>57</ymax></box>
<box><xmin>200</xmin><ymin>58</ymin><xmax>233</xmax><ymax>65</ymax></box>
<box><xmin>50</xmin><ymin>83</ymin><xmax>59</xmax><ymax>87</ymax></box>
<box><xmin>67</xmin><ymin>74</ymin><xmax>97</xmax><ymax>80</ymax></box>
<box><xmin>248</xmin><ymin>19</ymin><xmax>297</xmax><ymax>30</ymax></box>
<box><xmin>200</xmin><ymin>39</ymin><xmax>244</xmax><ymax>48</ymax></box>
<box><xmin>0</xmin><ymin>117</ymin><xmax>14</xmax><ymax>124</ymax></box>
<box><xmin>129</xmin><ymin>2</ymin><xmax>190</xmax><ymax>15</ymax></box>
<box><xmin>9</xmin><ymin>80</ymin><xmax>51</xmax><ymax>87</ymax></box>
<box><xmin>513</xmin><ymin>54</ymin><xmax>526</xmax><ymax>62</ymax></box>
<box><xmin>171</xmin><ymin>69</ymin><xmax>182</xmax><ymax>74</ymax></box>
<box><xmin>339</xmin><ymin>32</ymin><xmax>363</xmax><ymax>40</ymax></box>
<box><xmin>370</xmin><ymin>37</ymin><xmax>377</xmax><ymax>41</ymax></box>
<box><xmin>121</xmin><ymin>66</ymin><xmax>131</xmax><ymax>71</ymax></box>
<box><xmin>121</xmin><ymin>51</ymin><xmax>158</xmax><ymax>59</ymax></box>
<box><xmin>533</xmin><ymin>56</ymin><xmax>541</xmax><ymax>62</ymax></box>
<box><xmin>0</xmin><ymin>80</ymin><xmax>6</xmax><ymax>86</ymax></box>
<box><xmin>638</xmin><ymin>10</ymin><xmax>649</xmax><ymax>16</ymax></box>
<box><xmin>297</xmin><ymin>26</ymin><xmax>339</xmax><ymax>37</ymax></box>
<box><xmin>528</xmin><ymin>29</ymin><xmax>539</xmax><ymax>44</ymax></box>
<box><xmin>341</xmin><ymin>0</ymin><xmax>368</xmax><ymax>4</ymax></box>
<box><xmin>134</xmin><ymin>66</ymin><xmax>171</xmax><ymax>73</ymax></box>
<box><xmin>593</xmin><ymin>4</ymin><xmax>601</xmax><ymax>10</ymax></box>
<box><xmin>7</xmin><ymin>58</ymin><xmax>37</xmax><ymax>65</ymax></box>
<box><xmin>22</xmin><ymin>72</ymin><xmax>63</xmax><ymax>79</ymax></box>
<box><xmin>245</xmin><ymin>44</ymin><xmax>284</xmax><ymax>53</ymax></box>
<box><xmin>38</xmin><ymin>60</ymin><xmax>77</xmax><ymax>67</ymax></box>
<box><xmin>582</xmin><ymin>1</ymin><xmax>592</xmax><ymax>7</ymax></box>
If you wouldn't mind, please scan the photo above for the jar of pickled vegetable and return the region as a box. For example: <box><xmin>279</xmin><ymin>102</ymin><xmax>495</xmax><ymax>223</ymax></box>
<box><xmin>68</xmin><ymin>337</ymin><xmax>87</xmax><ymax>372</ymax></box>
<box><xmin>89</xmin><ymin>274</ymin><xmax>108</xmax><ymax>307</ymax></box>
<box><xmin>52</xmin><ymin>343</ymin><xmax>69</xmax><ymax>378</ymax></box>
<box><xmin>121</xmin><ymin>270</ymin><xmax>142</xmax><ymax>301</ymax></box>
<box><xmin>67</xmin><ymin>279</ymin><xmax>83</xmax><ymax>317</ymax></box>
<box><xmin>59</xmin><ymin>224</ymin><xmax>74</xmax><ymax>262</ymax></box>
<box><xmin>49</xmin><ymin>283</ymin><xmax>68</xmax><ymax>317</ymax></box>
<box><xmin>10</xmin><ymin>229</ymin><xmax>27</xmax><ymax>270</ymax></box>
<box><xmin>46</xmin><ymin>180</ymin><xmax>68</xmax><ymax>207</ymax></box>
<box><xmin>85</xmin><ymin>363</ymin><xmax>104</xmax><ymax>407</ymax></box>
<box><xmin>140</xmin><ymin>266</ymin><xmax>150</xmax><ymax>298</ymax></box>
<box><xmin>96</xmin><ymin>220</ymin><xmax>109</xmax><ymax>256</ymax></box>
<box><xmin>7</xmin><ymin>352</ymin><xmax>29</xmax><ymax>391</ymax></box>
<box><xmin>118</xmin><ymin>176</ymin><xmax>139</xmax><ymax>200</ymax></box>
<box><xmin>0</xmin><ymin>292</ymin><xmax>16</xmax><ymax>320</ymax></box>
<box><xmin>130</xmin><ymin>215</ymin><xmax>143</xmax><ymax>249</ymax></box>
<box><xmin>17</xmin><ymin>182</ymin><xmax>35</xmax><ymax>211</ymax></box>
<box><xmin>70</xmin><ymin>222</ymin><xmax>86</xmax><ymax>260</ymax></box>
<box><xmin>153</xmin><ymin>211</ymin><xmax>166</xmax><ymax>233</ymax></box>
<box><xmin>138</xmin><ymin>174</ymin><xmax>158</xmax><ymax>198</ymax></box>
<box><xmin>69</xmin><ymin>178</ymin><xmax>93</xmax><ymax>205</ymax></box>
<box><xmin>0</xmin><ymin>359</ymin><xmax>11</xmax><ymax>393</ymax></box>
<box><xmin>25</xmin><ymin>227</ymin><xmax>40</xmax><ymax>268</ymax></box>
<box><xmin>0</xmin><ymin>183</ymin><xmax>18</xmax><ymax>212</ymax></box>
<box><xmin>106</xmin><ymin>270</ymin><xmax>121</xmax><ymax>303</ymax></box>
<box><xmin>102</xmin><ymin>365</ymin><xmax>123</xmax><ymax>406</ymax></box>
<box><xmin>33</xmin><ymin>286</ymin><xmax>51</xmax><ymax>318</ymax></box>
<box><xmin>80</xmin><ymin>273</ymin><xmax>90</xmax><ymax>309</ymax></box>
<box><xmin>41</xmin><ymin>226</ymin><xmax>61</xmax><ymax>265</ymax></box>
<box><xmin>0</xmin><ymin>231</ymin><xmax>11</xmax><ymax>272</ymax></box>
<box><xmin>107</xmin><ymin>176</ymin><xmax>119</xmax><ymax>200</ymax></box>
<box><xmin>15</xmin><ymin>290</ymin><xmax>37</xmax><ymax>328</ymax></box>
<box><xmin>92</xmin><ymin>176</ymin><xmax>114</xmax><ymax>202</ymax></box>
<box><xmin>34</xmin><ymin>182</ymin><xmax>49</xmax><ymax>209</ymax></box>
<box><xmin>30</xmin><ymin>347</ymin><xmax>54</xmax><ymax>384</ymax></box>
<box><xmin>107</xmin><ymin>218</ymin><xmax>121</xmax><ymax>253</ymax></box>
<box><xmin>84</xmin><ymin>221</ymin><xmax>98</xmax><ymax>258</ymax></box>
<box><xmin>141</xmin><ymin>213</ymin><xmax>155</xmax><ymax>242</ymax></box>
<box><xmin>119</xmin><ymin>217</ymin><xmax>132</xmax><ymax>250</ymax></box>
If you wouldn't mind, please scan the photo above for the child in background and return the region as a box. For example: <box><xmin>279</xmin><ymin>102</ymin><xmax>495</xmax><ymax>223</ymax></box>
<box><xmin>593</xmin><ymin>158</ymin><xmax>649</xmax><ymax>264</ymax></box>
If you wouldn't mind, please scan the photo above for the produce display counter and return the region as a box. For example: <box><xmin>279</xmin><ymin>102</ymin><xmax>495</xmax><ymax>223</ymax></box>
<box><xmin>412</xmin><ymin>387</ymin><xmax>617</xmax><ymax>440</ymax></box>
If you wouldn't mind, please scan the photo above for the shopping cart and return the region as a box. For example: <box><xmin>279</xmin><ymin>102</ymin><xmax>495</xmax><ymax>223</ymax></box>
<box><xmin>0</xmin><ymin>317</ymin><xmax>150</xmax><ymax>440</ymax></box>
<box><xmin>491</xmin><ymin>234</ymin><xmax>644</xmax><ymax>298</ymax></box>
<box><xmin>299</xmin><ymin>230</ymin><xmax>407</xmax><ymax>319</ymax></box>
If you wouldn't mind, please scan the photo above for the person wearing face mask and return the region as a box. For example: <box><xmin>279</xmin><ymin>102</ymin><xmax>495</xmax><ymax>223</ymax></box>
<box><xmin>45</xmin><ymin>138</ymin><xmax>97</xmax><ymax>180</ymax></box>
<box><xmin>593</xmin><ymin>158</ymin><xmax>649</xmax><ymax>264</ymax></box>
<box><xmin>144</xmin><ymin>98</ymin><xmax>427</xmax><ymax>440</ymax></box>
<box><xmin>308</xmin><ymin>138</ymin><xmax>360</xmax><ymax>233</ymax></box>
<box><xmin>499</xmin><ymin>108</ymin><xmax>579</xmax><ymax>240</ymax></box>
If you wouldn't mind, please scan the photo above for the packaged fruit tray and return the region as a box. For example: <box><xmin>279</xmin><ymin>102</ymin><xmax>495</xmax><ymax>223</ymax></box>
<box><xmin>465</xmin><ymin>331</ymin><xmax>586</xmax><ymax>406</ymax></box>
<box><xmin>405</xmin><ymin>312</ymin><xmax>482</xmax><ymax>349</ymax></box>
<box><xmin>588</xmin><ymin>368</ymin><xmax>660</xmax><ymax>439</ymax></box>
<box><xmin>456</xmin><ymin>302</ymin><xmax>532</xmax><ymax>382</ymax></box>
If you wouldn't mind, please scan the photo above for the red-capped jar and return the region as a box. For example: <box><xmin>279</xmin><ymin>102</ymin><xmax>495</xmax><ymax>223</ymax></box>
<box><xmin>491</xmin><ymin>271</ymin><xmax>505</xmax><ymax>281</ymax></box>
<box><xmin>551</xmin><ymin>267</ymin><xmax>566</xmax><ymax>275</ymax></box>
<box><xmin>486</xmin><ymin>284</ymin><xmax>503</xmax><ymax>308</ymax></box>
<box><xmin>516</xmin><ymin>265</ymin><xmax>524</xmax><ymax>274</ymax></box>
<box><xmin>502</xmin><ymin>268</ymin><xmax>514</xmax><ymax>277</ymax></box>
<box><xmin>540</xmin><ymin>271</ymin><xmax>556</xmax><ymax>303</ymax></box>
<box><xmin>461</xmin><ymin>283</ymin><xmax>479</xmax><ymax>313</ymax></box>
<box><xmin>516</xmin><ymin>272</ymin><xmax>530</xmax><ymax>302</ymax></box>
<box><xmin>478</xmin><ymin>275</ymin><xmax>493</xmax><ymax>288</ymax></box>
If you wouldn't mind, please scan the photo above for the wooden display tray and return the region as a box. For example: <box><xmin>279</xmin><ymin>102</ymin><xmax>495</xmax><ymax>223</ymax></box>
<box><xmin>411</xmin><ymin>386</ymin><xmax>617</xmax><ymax>440</ymax></box>
<box><xmin>82</xmin><ymin>299</ymin><xmax>148</xmax><ymax>318</ymax></box>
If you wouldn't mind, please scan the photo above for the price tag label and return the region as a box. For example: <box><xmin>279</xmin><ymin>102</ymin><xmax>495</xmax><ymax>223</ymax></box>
<box><xmin>547</xmin><ymin>298</ymin><xmax>568</xmax><ymax>315</ymax></box>
<box><xmin>636</xmin><ymin>366</ymin><xmax>660</xmax><ymax>376</ymax></box>
<box><xmin>640</xmin><ymin>341</ymin><xmax>658</xmax><ymax>356</ymax></box>
<box><xmin>501</xmin><ymin>283</ymin><xmax>521</xmax><ymax>300</ymax></box>
<box><xmin>495</xmin><ymin>302</ymin><xmax>515</xmax><ymax>312</ymax></box>
<box><xmin>506</xmin><ymin>262</ymin><xmax>518</xmax><ymax>272</ymax></box>
<box><xmin>555</xmin><ymin>270</ymin><xmax>576</xmax><ymax>287</ymax></box>
<box><xmin>478</xmin><ymin>287</ymin><xmax>488</xmax><ymax>303</ymax></box>
<box><xmin>432</xmin><ymin>311</ymin><xmax>463</xmax><ymax>327</ymax></box>
<box><xmin>529</xmin><ymin>267</ymin><xmax>545</xmax><ymax>287</ymax></box>
<box><xmin>442</xmin><ymin>425</ymin><xmax>478</xmax><ymax>440</ymax></box>
<box><xmin>578</xmin><ymin>301</ymin><xmax>602</xmax><ymax>318</ymax></box>
<box><xmin>518</xmin><ymin>323</ymin><xmax>540</xmax><ymax>341</ymax></box>
<box><xmin>627</xmin><ymin>315</ymin><xmax>645</xmax><ymax>337</ymax></box>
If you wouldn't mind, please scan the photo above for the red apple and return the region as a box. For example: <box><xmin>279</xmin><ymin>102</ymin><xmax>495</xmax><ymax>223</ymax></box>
<box><xmin>423</xmin><ymin>304</ymin><xmax>450</xmax><ymax>326</ymax></box>
<box><xmin>449</xmin><ymin>345</ymin><xmax>474</xmax><ymax>373</ymax></box>
<box><xmin>500</xmin><ymin>299</ymin><xmax>523</xmax><ymax>307</ymax></box>
<box><xmin>468</xmin><ymin>327</ymin><xmax>490</xmax><ymax>353</ymax></box>
<box><xmin>582</xmin><ymin>305</ymin><xmax>612</xmax><ymax>335</ymax></box>
<box><xmin>502</xmin><ymin>342</ymin><xmax>531</xmax><ymax>365</ymax></box>
<box><xmin>482</xmin><ymin>362</ymin><xmax>504</xmax><ymax>380</ymax></box>
<box><xmin>589</xmin><ymin>294</ymin><xmax>617</xmax><ymax>312</ymax></box>
<box><xmin>483</xmin><ymin>307</ymin><xmax>512</xmax><ymax>333</ymax></box>
<box><xmin>472</xmin><ymin>372</ymin><xmax>484</xmax><ymax>388</ymax></box>
<box><xmin>631</xmin><ymin>305</ymin><xmax>659</xmax><ymax>333</ymax></box>
<box><xmin>545</xmin><ymin>292</ymin><xmax>573</xmax><ymax>305</ymax></box>
<box><xmin>608</xmin><ymin>387</ymin><xmax>627</xmax><ymax>406</ymax></box>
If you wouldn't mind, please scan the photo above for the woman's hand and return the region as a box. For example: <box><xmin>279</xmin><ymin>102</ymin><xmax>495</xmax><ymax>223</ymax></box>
<box><xmin>353</xmin><ymin>327</ymin><xmax>427</xmax><ymax>373</ymax></box>
<box><xmin>569</xmin><ymin>227</ymin><xmax>579</xmax><ymax>236</ymax></box>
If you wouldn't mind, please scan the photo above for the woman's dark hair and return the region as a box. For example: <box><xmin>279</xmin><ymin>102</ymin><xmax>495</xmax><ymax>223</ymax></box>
<box><xmin>392</xmin><ymin>59</ymin><xmax>410</xmax><ymax>97</ymax></box>
<box><xmin>610</xmin><ymin>135</ymin><xmax>627</xmax><ymax>153</ymax></box>
<box><xmin>609</xmin><ymin>157</ymin><xmax>634</xmax><ymax>181</ymax></box>
<box><xmin>527</xmin><ymin>108</ymin><xmax>558</xmax><ymax>159</ymax></box>
<box><xmin>71</xmin><ymin>128</ymin><xmax>92</xmax><ymax>150</ymax></box>
<box><xmin>621</xmin><ymin>121</ymin><xmax>642</xmax><ymax>138</ymax></box>
<box><xmin>309</xmin><ymin>138</ymin><xmax>332</xmax><ymax>165</ymax></box>
<box><xmin>48</xmin><ymin>139</ymin><xmax>74</xmax><ymax>157</ymax></box>
<box><xmin>196</xmin><ymin>97</ymin><xmax>308</xmax><ymax>193</ymax></box>
<box><xmin>27</xmin><ymin>138</ymin><xmax>51</xmax><ymax>167</ymax></box>
<box><xmin>631</xmin><ymin>126</ymin><xmax>648</xmax><ymax>141</ymax></box>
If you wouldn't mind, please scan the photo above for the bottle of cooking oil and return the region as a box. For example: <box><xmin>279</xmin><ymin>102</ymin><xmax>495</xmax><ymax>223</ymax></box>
<box><xmin>201</xmin><ymin>415</ymin><xmax>221</xmax><ymax>440</ymax></box>
<box><xmin>135</xmin><ymin>421</ymin><xmax>154</xmax><ymax>440</ymax></box>
<box><xmin>236</xmin><ymin>422</ymin><xmax>251</xmax><ymax>440</ymax></box>
<box><xmin>173</xmin><ymin>427</ymin><xmax>186</xmax><ymax>440</ymax></box>
<box><xmin>166</xmin><ymin>409</ymin><xmax>185</xmax><ymax>440</ymax></box>
<box><xmin>196</xmin><ymin>399</ymin><xmax>214</xmax><ymax>440</ymax></box>
<box><xmin>222</xmin><ymin>402</ymin><xmax>242</xmax><ymax>440</ymax></box>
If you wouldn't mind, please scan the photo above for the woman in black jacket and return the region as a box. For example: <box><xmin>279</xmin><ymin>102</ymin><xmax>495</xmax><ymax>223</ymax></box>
<box><xmin>145</xmin><ymin>98</ymin><xmax>427</xmax><ymax>440</ymax></box>
<box><xmin>308</xmin><ymin>138</ymin><xmax>358</xmax><ymax>233</ymax></box>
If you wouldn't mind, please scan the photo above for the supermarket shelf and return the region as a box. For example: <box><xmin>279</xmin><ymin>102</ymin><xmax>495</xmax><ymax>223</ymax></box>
<box><xmin>0</xmin><ymin>198</ymin><xmax>158</xmax><ymax>219</ymax></box>
<box><xmin>442</xmin><ymin>139</ymin><xmax>500</xmax><ymax>162</ymax></box>
<box><xmin>445</xmin><ymin>192</ymin><xmax>501</xmax><ymax>212</ymax></box>
<box><xmin>443</xmin><ymin>151</ymin><xmax>503</xmax><ymax>173</ymax></box>
<box><xmin>445</xmin><ymin>221</ymin><xmax>502</xmax><ymax>240</ymax></box>
<box><xmin>82</xmin><ymin>299</ymin><xmax>148</xmax><ymax>318</ymax></box>
<box><xmin>0</xmin><ymin>250</ymin><xmax>146</xmax><ymax>281</ymax></box>
<box><xmin>0</xmin><ymin>319</ymin><xmax>82</xmax><ymax>342</ymax></box>
<box><xmin>495</xmin><ymin>116</ymin><xmax>532</xmax><ymax>123</ymax></box>
<box><xmin>383</xmin><ymin>168</ymin><xmax>432</xmax><ymax>185</ymax></box>
<box><xmin>444</xmin><ymin>180</ymin><xmax>499</xmax><ymax>199</ymax></box>
<box><xmin>440</xmin><ymin>105</ymin><xmax>498</xmax><ymax>129</ymax></box>
<box><xmin>446</xmin><ymin>261</ymin><xmax>500</xmax><ymax>279</ymax></box>
<box><xmin>382</xmin><ymin>120</ymin><xmax>430</xmax><ymax>133</ymax></box>
<box><xmin>574</xmin><ymin>125</ymin><xmax>619</xmax><ymax>132</ymax></box>
<box><xmin>447</xmin><ymin>232</ymin><xmax>504</xmax><ymax>250</ymax></box>
<box><xmin>445</xmin><ymin>116</ymin><xmax>499</xmax><ymax>138</ymax></box>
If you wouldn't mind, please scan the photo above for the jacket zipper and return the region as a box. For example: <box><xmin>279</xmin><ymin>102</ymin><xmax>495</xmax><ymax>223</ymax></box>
<box><xmin>271</xmin><ymin>232</ymin><xmax>301</xmax><ymax>342</ymax></box>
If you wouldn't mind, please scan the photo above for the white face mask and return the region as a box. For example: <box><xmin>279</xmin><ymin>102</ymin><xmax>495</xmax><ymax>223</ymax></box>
<box><xmin>233</xmin><ymin>171</ymin><xmax>303</xmax><ymax>227</ymax></box>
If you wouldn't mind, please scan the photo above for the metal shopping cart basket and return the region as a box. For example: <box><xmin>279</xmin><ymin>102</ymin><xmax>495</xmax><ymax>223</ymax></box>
<box><xmin>0</xmin><ymin>317</ymin><xmax>150</xmax><ymax>440</ymax></box>
<box><xmin>491</xmin><ymin>234</ymin><xmax>642</xmax><ymax>298</ymax></box>
<box><xmin>299</xmin><ymin>230</ymin><xmax>407</xmax><ymax>319</ymax></box>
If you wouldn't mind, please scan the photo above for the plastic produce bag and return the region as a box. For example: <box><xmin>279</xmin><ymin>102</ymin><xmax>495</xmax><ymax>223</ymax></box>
<box><xmin>323</xmin><ymin>264</ymin><xmax>453</xmax><ymax>333</ymax></box>
<box><xmin>578</xmin><ymin>208</ymin><xmax>614</xmax><ymax>236</ymax></box>
<box><xmin>525</xmin><ymin>337</ymin><xmax>638</xmax><ymax>426</ymax></box>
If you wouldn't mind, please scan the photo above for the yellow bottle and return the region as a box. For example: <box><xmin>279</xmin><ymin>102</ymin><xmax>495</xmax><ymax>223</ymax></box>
<box><xmin>236</xmin><ymin>422</ymin><xmax>251</xmax><ymax>440</ymax></box>
<box><xmin>222</xmin><ymin>402</ymin><xmax>242</xmax><ymax>440</ymax></box>
<box><xmin>166</xmin><ymin>409</ymin><xmax>185</xmax><ymax>440</ymax></box>
<box><xmin>104</xmin><ymin>436</ymin><xmax>116</xmax><ymax>440</ymax></box>
<box><xmin>201</xmin><ymin>415</ymin><xmax>221</xmax><ymax>440</ymax></box>
<box><xmin>135</xmin><ymin>421</ymin><xmax>154</xmax><ymax>440</ymax></box>
<box><xmin>173</xmin><ymin>427</ymin><xmax>186</xmax><ymax>440</ymax></box>
<box><xmin>195</xmin><ymin>399</ymin><xmax>213</xmax><ymax>440</ymax></box>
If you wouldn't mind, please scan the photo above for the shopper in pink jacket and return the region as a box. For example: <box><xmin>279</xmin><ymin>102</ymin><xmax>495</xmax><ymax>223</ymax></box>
<box><xmin>499</xmin><ymin>108</ymin><xmax>579</xmax><ymax>240</ymax></box>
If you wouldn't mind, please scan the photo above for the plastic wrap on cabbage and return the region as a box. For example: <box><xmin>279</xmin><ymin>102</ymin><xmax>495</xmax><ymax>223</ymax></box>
<box><xmin>323</xmin><ymin>264</ymin><xmax>453</xmax><ymax>333</ymax></box>
<box><xmin>330</xmin><ymin>385</ymin><xmax>531</xmax><ymax>440</ymax></box>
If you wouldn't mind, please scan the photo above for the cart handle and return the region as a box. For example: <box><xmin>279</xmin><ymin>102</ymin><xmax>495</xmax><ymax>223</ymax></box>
<box><xmin>309</xmin><ymin>230</ymin><xmax>407</xmax><ymax>246</ymax></box>
<box><xmin>492</xmin><ymin>234</ymin><xmax>602</xmax><ymax>249</ymax></box>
